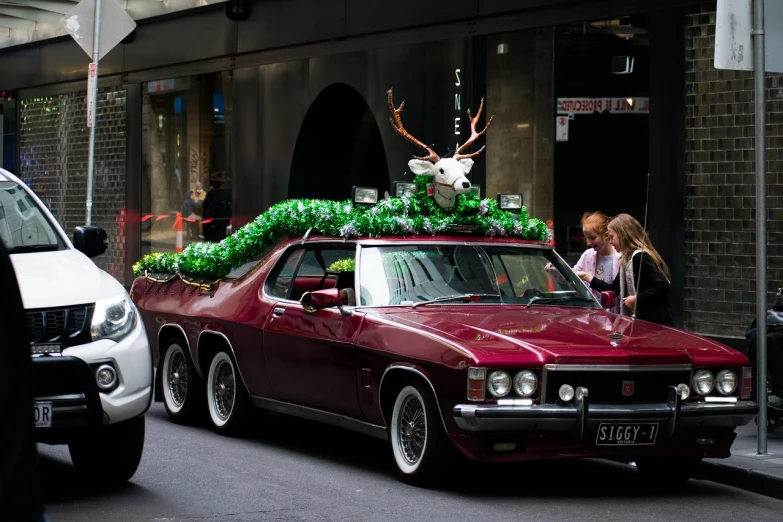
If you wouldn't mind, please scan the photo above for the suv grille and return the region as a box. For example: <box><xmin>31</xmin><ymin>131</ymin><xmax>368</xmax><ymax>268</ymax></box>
<box><xmin>26</xmin><ymin>305</ymin><xmax>94</xmax><ymax>347</ymax></box>
<box><xmin>543</xmin><ymin>368</ymin><xmax>692</xmax><ymax>404</ymax></box>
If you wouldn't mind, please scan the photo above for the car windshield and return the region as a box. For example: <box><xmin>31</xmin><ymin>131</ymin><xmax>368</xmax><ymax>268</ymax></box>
<box><xmin>0</xmin><ymin>181</ymin><xmax>63</xmax><ymax>252</ymax></box>
<box><xmin>358</xmin><ymin>244</ymin><xmax>599</xmax><ymax>308</ymax></box>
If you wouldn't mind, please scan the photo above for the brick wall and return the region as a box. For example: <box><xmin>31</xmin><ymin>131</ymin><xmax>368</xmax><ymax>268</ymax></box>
<box><xmin>684</xmin><ymin>3</ymin><xmax>783</xmax><ymax>338</ymax></box>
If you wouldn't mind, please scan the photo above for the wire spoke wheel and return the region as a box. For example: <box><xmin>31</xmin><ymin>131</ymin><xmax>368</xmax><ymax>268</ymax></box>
<box><xmin>397</xmin><ymin>395</ymin><xmax>426</xmax><ymax>465</ymax></box>
<box><xmin>212</xmin><ymin>358</ymin><xmax>236</xmax><ymax>422</ymax></box>
<box><xmin>167</xmin><ymin>349</ymin><xmax>188</xmax><ymax>408</ymax></box>
<box><xmin>206</xmin><ymin>350</ymin><xmax>251</xmax><ymax>434</ymax></box>
<box><xmin>161</xmin><ymin>340</ymin><xmax>202</xmax><ymax>422</ymax></box>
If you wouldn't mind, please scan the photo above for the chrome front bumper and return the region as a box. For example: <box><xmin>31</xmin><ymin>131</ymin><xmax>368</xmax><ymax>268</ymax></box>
<box><xmin>453</xmin><ymin>386</ymin><xmax>758</xmax><ymax>437</ymax></box>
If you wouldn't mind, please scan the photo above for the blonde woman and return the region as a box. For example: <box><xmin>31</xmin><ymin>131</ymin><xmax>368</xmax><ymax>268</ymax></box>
<box><xmin>576</xmin><ymin>213</ymin><xmax>673</xmax><ymax>326</ymax></box>
<box><xmin>547</xmin><ymin>211</ymin><xmax>620</xmax><ymax>310</ymax></box>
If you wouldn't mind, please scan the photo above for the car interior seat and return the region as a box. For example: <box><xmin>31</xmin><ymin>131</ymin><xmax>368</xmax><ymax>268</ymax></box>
<box><xmin>335</xmin><ymin>271</ymin><xmax>356</xmax><ymax>306</ymax></box>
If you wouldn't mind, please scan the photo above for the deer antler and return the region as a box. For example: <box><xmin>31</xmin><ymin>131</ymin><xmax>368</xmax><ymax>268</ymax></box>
<box><xmin>387</xmin><ymin>88</ymin><xmax>440</xmax><ymax>163</ymax></box>
<box><xmin>454</xmin><ymin>98</ymin><xmax>494</xmax><ymax>160</ymax></box>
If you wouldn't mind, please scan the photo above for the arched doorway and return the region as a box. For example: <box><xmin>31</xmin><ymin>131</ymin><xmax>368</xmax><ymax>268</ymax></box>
<box><xmin>289</xmin><ymin>84</ymin><xmax>388</xmax><ymax>201</ymax></box>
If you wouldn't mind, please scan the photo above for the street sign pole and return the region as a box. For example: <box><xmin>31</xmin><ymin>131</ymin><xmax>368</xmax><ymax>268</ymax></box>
<box><xmin>84</xmin><ymin>0</ymin><xmax>102</xmax><ymax>226</ymax></box>
<box><xmin>62</xmin><ymin>0</ymin><xmax>135</xmax><ymax>226</ymax></box>
<box><xmin>753</xmin><ymin>0</ymin><xmax>768</xmax><ymax>456</ymax></box>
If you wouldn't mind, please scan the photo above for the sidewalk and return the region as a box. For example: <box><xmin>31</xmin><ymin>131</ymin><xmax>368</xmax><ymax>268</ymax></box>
<box><xmin>696</xmin><ymin>422</ymin><xmax>783</xmax><ymax>499</ymax></box>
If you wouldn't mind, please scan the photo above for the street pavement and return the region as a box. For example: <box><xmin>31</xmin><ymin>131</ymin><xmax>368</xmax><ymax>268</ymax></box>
<box><xmin>698</xmin><ymin>420</ymin><xmax>783</xmax><ymax>500</ymax></box>
<box><xmin>39</xmin><ymin>403</ymin><xmax>783</xmax><ymax>522</ymax></box>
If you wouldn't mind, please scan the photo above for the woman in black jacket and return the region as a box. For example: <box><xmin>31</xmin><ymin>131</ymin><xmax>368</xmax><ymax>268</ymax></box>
<box><xmin>577</xmin><ymin>213</ymin><xmax>673</xmax><ymax>326</ymax></box>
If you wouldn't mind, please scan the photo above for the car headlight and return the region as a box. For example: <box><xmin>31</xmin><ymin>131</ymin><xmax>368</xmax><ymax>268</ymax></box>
<box><xmin>692</xmin><ymin>369</ymin><xmax>714</xmax><ymax>395</ymax></box>
<box><xmin>487</xmin><ymin>370</ymin><xmax>511</xmax><ymax>397</ymax></box>
<box><xmin>513</xmin><ymin>370</ymin><xmax>538</xmax><ymax>397</ymax></box>
<box><xmin>91</xmin><ymin>294</ymin><xmax>137</xmax><ymax>342</ymax></box>
<box><xmin>716</xmin><ymin>369</ymin><xmax>738</xmax><ymax>395</ymax></box>
<box><xmin>677</xmin><ymin>383</ymin><xmax>691</xmax><ymax>401</ymax></box>
<box><xmin>559</xmin><ymin>384</ymin><xmax>575</xmax><ymax>402</ymax></box>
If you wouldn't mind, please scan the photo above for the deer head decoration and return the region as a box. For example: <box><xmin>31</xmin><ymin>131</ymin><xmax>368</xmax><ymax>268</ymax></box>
<box><xmin>388</xmin><ymin>88</ymin><xmax>494</xmax><ymax>210</ymax></box>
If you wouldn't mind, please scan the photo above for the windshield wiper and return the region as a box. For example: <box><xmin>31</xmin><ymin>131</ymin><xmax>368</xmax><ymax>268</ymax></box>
<box><xmin>6</xmin><ymin>244</ymin><xmax>59</xmax><ymax>254</ymax></box>
<box><xmin>412</xmin><ymin>293</ymin><xmax>500</xmax><ymax>309</ymax></box>
<box><xmin>526</xmin><ymin>296</ymin><xmax>596</xmax><ymax>309</ymax></box>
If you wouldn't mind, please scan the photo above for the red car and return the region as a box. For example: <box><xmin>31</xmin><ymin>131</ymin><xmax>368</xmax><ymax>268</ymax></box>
<box><xmin>131</xmin><ymin>233</ymin><xmax>757</xmax><ymax>486</ymax></box>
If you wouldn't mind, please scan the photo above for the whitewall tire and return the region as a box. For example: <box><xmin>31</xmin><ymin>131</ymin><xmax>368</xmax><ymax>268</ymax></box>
<box><xmin>389</xmin><ymin>383</ymin><xmax>449</xmax><ymax>486</ymax></box>
<box><xmin>161</xmin><ymin>340</ymin><xmax>202</xmax><ymax>424</ymax></box>
<box><xmin>206</xmin><ymin>350</ymin><xmax>251</xmax><ymax>435</ymax></box>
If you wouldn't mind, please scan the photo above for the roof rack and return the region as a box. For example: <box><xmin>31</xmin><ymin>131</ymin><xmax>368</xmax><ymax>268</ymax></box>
<box><xmin>301</xmin><ymin>227</ymin><xmax>315</xmax><ymax>244</ymax></box>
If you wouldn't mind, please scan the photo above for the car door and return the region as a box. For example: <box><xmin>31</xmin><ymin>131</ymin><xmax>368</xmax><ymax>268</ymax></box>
<box><xmin>262</xmin><ymin>243</ymin><xmax>363</xmax><ymax>418</ymax></box>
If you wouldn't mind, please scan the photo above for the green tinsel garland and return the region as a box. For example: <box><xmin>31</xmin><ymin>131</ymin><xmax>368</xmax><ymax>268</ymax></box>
<box><xmin>133</xmin><ymin>175</ymin><xmax>548</xmax><ymax>279</ymax></box>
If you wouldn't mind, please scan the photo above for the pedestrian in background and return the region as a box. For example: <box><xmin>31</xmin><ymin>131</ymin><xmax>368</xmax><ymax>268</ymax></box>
<box><xmin>744</xmin><ymin>289</ymin><xmax>783</xmax><ymax>408</ymax></box>
<box><xmin>202</xmin><ymin>179</ymin><xmax>232</xmax><ymax>242</ymax></box>
<box><xmin>547</xmin><ymin>211</ymin><xmax>620</xmax><ymax>311</ymax></box>
<box><xmin>577</xmin><ymin>213</ymin><xmax>673</xmax><ymax>326</ymax></box>
<box><xmin>182</xmin><ymin>190</ymin><xmax>202</xmax><ymax>239</ymax></box>
<box><xmin>193</xmin><ymin>181</ymin><xmax>206</xmax><ymax>204</ymax></box>
<box><xmin>0</xmin><ymin>239</ymin><xmax>46</xmax><ymax>522</ymax></box>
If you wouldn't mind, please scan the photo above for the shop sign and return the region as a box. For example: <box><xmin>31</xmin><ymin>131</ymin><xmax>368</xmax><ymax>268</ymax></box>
<box><xmin>556</xmin><ymin>97</ymin><xmax>649</xmax><ymax>115</ymax></box>
<box><xmin>454</xmin><ymin>68</ymin><xmax>461</xmax><ymax>151</ymax></box>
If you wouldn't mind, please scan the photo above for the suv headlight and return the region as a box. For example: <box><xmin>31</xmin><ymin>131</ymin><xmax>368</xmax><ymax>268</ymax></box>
<box><xmin>91</xmin><ymin>294</ymin><xmax>137</xmax><ymax>342</ymax></box>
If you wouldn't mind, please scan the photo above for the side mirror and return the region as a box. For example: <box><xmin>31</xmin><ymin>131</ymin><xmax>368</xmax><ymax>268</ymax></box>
<box><xmin>600</xmin><ymin>291</ymin><xmax>616</xmax><ymax>310</ymax></box>
<box><xmin>73</xmin><ymin>226</ymin><xmax>108</xmax><ymax>258</ymax></box>
<box><xmin>300</xmin><ymin>288</ymin><xmax>351</xmax><ymax>316</ymax></box>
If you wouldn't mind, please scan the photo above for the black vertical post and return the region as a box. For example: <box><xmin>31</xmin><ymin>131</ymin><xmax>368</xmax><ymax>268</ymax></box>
<box><xmin>648</xmin><ymin>7</ymin><xmax>686</xmax><ymax>328</ymax></box>
<box><xmin>125</xmin><ymin>82</ymin><xmax>142</xmax><ymax>289</ymax></box>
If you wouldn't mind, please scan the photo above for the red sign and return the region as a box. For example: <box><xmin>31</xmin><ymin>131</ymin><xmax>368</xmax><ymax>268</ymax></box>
<box><xmin>621</xmin><ymin>381</ymin><xmax>635</xmax><ymax>397</ymax></box>
<box><xmin>86</xmin><ymin>62</ymin><xmax>97</xmax><ymax>127</ymax></box>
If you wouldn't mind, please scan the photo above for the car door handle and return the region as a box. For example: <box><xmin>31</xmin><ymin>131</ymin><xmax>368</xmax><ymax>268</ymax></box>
<box><xmin>273</xmin><ymin>307</ymin><xmax>285</xmax><ymax>316</ymax></box>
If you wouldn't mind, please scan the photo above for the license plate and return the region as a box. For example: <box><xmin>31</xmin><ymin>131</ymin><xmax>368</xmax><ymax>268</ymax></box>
<box><xmin>596</xmin><ymin>423</ymin><xmax>658</xmax><ymax>446</ymax></box>
<box><xmin>34</xmin><ymin>402</ymin><xmax>52</xmax><ymax>428</ymax></box>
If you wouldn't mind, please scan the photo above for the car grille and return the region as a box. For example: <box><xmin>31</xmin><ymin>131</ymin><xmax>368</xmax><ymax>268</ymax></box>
<box><xmin>543</xmin><ymin>368</ymin><xmax>692</xmax><ymax>404</ymax></box>
<box><xmin>26</xmin><ymin>305</ymin><xmax>94</xmax><ymax>348</ymax></box>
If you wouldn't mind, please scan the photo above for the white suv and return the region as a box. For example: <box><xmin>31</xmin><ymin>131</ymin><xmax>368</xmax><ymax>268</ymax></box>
<box><xmin>0</xmin><ymin>168</ymin><xmax>152</xmax><ymax>484</ymax></box>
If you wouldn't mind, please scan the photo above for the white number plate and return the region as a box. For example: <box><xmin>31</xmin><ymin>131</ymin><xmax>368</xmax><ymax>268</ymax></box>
<box><xmin>596</xmin><ymin>422</ymin><xmax>658</xmax><ymax>446</ymax></box>
<box><xmin>34</xmin><ymin>401</ymin><xmax>52</xmax><ymax>428</ymax></box>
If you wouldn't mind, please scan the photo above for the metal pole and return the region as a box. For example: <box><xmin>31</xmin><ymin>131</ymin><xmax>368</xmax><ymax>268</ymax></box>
<box><xmin>85</xmin><ymin>0</ymin><xmax>102</xmax><ymax>226</ymax></box>
<box><xmin>753</xmin><ymin>0</ymin><xmax>767</xmax><ymax>454</ymax></box>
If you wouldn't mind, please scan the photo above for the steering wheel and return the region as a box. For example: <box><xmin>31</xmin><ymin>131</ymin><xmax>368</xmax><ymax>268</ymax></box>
<box><xmin>522</xmin><ymin>288</ymin><xmax>543</xmax><ymax>299</ymax></box>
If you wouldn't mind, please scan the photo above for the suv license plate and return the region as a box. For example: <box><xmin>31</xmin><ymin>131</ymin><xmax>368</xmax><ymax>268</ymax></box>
<box><xmin>34</xmin><ymin>401</ymin><xmax>52</xmax><ymax>428</ymax></box>
<box><xmin>596</xmin><ymin>423</ymin><xmax>658</xmax><ymax>446</ymax></box>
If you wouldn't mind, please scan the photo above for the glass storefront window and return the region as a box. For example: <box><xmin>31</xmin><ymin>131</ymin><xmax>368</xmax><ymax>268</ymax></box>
<box><xmin>141</xmin><ymin>72</ymin><xmax>232</xmax><ymax>256</ymax></box>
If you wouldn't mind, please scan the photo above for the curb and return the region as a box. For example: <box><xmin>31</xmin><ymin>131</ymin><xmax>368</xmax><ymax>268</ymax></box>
<box><xmin>696</xmin><ymin>460</ymin><xmax>783</xmax><ymax>501</ymax></box>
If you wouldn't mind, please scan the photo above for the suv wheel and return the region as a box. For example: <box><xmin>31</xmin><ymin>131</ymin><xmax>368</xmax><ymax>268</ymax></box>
<box><xmin>161</xmin><ymin>338</ymin><xmax>203</xmax><ymax>423</ymax></box>
<box><xmin>68</xmin><ymin>415</ymin><xmax>145</xmax><ymax>484</ymax></box>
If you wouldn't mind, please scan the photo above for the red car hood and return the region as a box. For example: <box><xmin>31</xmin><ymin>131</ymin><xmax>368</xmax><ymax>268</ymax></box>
<box><xmin>368</xmin><ymin>306</ymin><xmax>746</xmax><ymax>367</ymax></box>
